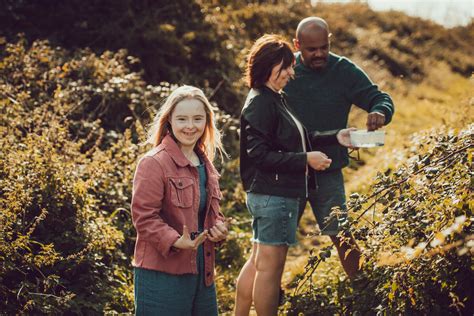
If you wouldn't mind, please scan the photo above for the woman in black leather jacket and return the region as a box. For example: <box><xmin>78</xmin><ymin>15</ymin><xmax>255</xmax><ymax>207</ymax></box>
<box><xmin>234</xmin><ymin>34</ymin><xmax>354</xmax><ymax>316</ymax></box>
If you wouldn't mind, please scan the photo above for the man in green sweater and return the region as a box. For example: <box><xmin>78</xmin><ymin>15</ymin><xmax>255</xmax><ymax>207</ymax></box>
<box><xmin>284</xmin><ymin>17</ymin><xmax>394</xmax><ymax>279</ymax></box>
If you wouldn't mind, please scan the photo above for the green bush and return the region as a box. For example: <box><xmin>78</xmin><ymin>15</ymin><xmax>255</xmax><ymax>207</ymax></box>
<box><xmin>0</xmin><ymin>36</ymin><xmax>147</xmax><ymax>313</ymax></box>
<box><xmin>0</xmin><ymin>0</ymin><xmax>242</xmax><ymax>114</ymax></box>
<box><xmin>0</xmin><ymin>121</ymin><xmax>126</xmax><ymax>313</ymax></box>
<box><xmin>0</xmin><ymin>35</ymin><xmax>245</xmax><ymax>313</ymax></box>
<box><xmin>284</xmin><ymin>126</ymin><xmax>473</xmax><ymax>314</ymax></box>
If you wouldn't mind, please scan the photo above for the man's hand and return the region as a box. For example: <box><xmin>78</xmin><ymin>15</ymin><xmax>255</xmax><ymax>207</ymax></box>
<box><xmin>366</xmin><ymin>112</ymin><xmax>385</xmax><ymax>131</ymax></box>
<box><xmin>173</xmin><ymin>225</ymin><xmax>208</xmax><ymax>250</ymax></box>
<box><xmin>208</xmin><ymin>219</ymin><xmax>231</xmax><ymax>243</ymax></box>
<box><xmin>307</xmin><ymin>151</ymin><xmax>332</xmax><ymax>171</ymax></box>
<box><xmin>337</xmin><ymin>127</ymin><xmax>357</xmax><ymax>148</ymax></box>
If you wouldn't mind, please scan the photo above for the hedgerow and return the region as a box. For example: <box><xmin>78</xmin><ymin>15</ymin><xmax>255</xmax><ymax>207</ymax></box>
<box><xmin>0</xmin><ymin>35</ymin><xmax>151</xmax><ymax>313</ymax></box>
<box><xmin>0</xmin><ymin>35</ymin><xmax>245</xmax><ymax>314</ymax></box>
<box><xmin>284</xmin><ymin>126</ymin><xmax>473</xmax><ymax>315</ymax></box>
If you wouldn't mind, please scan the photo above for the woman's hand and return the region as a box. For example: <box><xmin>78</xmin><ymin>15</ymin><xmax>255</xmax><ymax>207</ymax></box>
<box><xmin>208</xmin><ymin>219</ymin><xmax>230</xmax><ymax>243</ymax></box>
<box><xmin>307</xmin><ymin>151</ymin><xmax>332</xmax><ymax>171</ymax></box>
<box><xmin>336</xmin><ymin>127</ymin><xmax>357</xmax><ymax>148</ymax></box>
<box><xmin>173</xmin><ymin>225</ymin><xmax>208</xmax><ymax>250</ymax></box>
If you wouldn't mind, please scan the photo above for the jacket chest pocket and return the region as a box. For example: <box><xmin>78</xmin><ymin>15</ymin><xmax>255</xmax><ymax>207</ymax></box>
<box><xmin>169</xmin><ymin>177</ymin><xmax>194</xmax><ymax>208</ymax></box>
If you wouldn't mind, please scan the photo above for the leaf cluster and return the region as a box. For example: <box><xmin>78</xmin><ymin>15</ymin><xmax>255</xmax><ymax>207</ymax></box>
<box><xmin>0</xmin><ymin>0</ymin><xmax>241</xmax><ymax>114</ymax></box>
<box><xmin>284</xmin><ymin>126</ymin><xmax>473</xmax><ymax>314</ymax></box>
<box><xmin>0</xmin><ymin>34</ymin><xmax>245</xmax><ymax>313</ymax></box>
<box><xmin>0</xmin><ymin>35</ymin><xmax>153</xmax><ymax>313</ymax></box>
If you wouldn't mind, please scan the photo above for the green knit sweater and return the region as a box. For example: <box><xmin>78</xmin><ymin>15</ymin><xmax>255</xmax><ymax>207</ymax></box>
<box><xmin>284</xmin><ymin>52</ymin><xmax>394</xmax><ymax>171</ymax></box>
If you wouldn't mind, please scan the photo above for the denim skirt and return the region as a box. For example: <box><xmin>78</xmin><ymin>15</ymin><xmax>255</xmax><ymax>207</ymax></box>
<box><xmin>246</xmin><ymin>192</ymin><xmax>300</xmax><ymax>246</ymax></box>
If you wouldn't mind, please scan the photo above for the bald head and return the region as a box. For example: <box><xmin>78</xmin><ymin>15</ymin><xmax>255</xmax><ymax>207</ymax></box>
<box><xmin>296</xmin><ymin>17</ymin><xmax>329</xmax><ymax>41</ymax></box>
<box><xmin>294</xmin><ymin>17</ymin><xmax>331</xmax><ymax>71</ymax></box>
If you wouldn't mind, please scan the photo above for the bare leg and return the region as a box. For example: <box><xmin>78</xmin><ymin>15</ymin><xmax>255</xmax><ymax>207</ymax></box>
<box><xmin>235</xmin><ymin>243</ymin><xmax>257</xmax><ymax>316</ymax></box>
<box><xmin>330</xmin><ymin>234</ymin><xmax>361</xmax><ymax>280</ymax></box>
<box><xmin>253</xmin><ymin>244</ymin><xmax>288</xmax><ymax>316</ymax></box>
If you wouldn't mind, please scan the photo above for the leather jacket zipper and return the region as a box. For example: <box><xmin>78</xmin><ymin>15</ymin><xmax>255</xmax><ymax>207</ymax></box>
<box><xmin>276</xmin><ymin>150</ymin><xmax>281</xmax><ymax>181</ymax></box>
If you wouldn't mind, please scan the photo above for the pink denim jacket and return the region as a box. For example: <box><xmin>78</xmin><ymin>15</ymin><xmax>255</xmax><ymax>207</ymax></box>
<box><xmin>131</xmin><ymin>134</ymin><xmax>224</xmax><ymax>286</ymax></box>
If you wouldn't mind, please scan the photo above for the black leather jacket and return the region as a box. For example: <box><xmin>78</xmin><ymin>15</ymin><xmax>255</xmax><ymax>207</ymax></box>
<box><xmin>240</xmin><ymin>86</ymin><xmax>340</xmax><ymax>198</ymax></box>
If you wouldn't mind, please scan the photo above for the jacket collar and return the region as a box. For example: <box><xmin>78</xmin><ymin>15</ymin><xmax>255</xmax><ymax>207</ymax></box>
<box><xmin>160</xmin><ymin>134</ymin><xmax>220</xmax><ymax>176</ymax></box>
<box><xmin>261</xmin><ymin>85</ymin><xmax>282</xmax><ymax>97</ymax></box>
<box><xmin>261</xmin><ymin>85</ymin><xmax>287</xmax><ymax>105</ymax></box>
<box><xmin>160</xmin><ymin>134</ymin><xmax>192</xmax><ymax>167</ymax></box>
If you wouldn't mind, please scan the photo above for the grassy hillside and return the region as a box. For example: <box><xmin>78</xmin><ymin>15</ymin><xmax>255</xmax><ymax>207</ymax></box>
<box><xmin>344</xmin><ymin>62</ymin><xmax>473</xmax><ymax>190</ymax></box>
<box><xmin>203</xmin><ymin>2</ymin><xmax>473</xmax><ymax>104</ymax></box>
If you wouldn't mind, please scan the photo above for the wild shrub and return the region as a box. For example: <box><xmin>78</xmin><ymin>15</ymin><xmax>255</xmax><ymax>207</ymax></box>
<box><xmin>284</xmin><ymin>126</ymin><xmax>473</xmax><ymax>315</ymax></box>
<box><xmin>0</xmin><ymin>35</ymin><xmax>178</xmax><ymax>313</ymax></box>
<box><xmin>0</xmin><ymin>35</ymin><xmax>151</xmax><ymax>313</ymax></box>
<box><xmin>0</xmin><ymin>36</ymin><xmax>245</xmax><ymax>313</ymax></box>
<box><xmin>0</xmin><ymin>0</ymin><xmax>241</xmax><ymax>114</ymax></box>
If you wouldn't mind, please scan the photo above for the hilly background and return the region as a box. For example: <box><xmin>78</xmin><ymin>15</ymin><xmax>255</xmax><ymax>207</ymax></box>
<box><xmin>1</xmin><ymin>1</ymin><xmax>472</xmax><ymax>314</ymax></box>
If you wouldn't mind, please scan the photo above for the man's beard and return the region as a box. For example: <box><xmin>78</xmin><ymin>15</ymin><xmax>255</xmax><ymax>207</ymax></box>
<box><xmin>310</xmin><ymin>57</ymin><xmax>327</xmax><ymax>69</ymax></box>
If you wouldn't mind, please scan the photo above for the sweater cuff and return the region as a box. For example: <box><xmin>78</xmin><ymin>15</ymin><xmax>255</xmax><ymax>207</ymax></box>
<box><xmin>370</xmin><ymin>105</ymin><xmax>393</xmax><ymax>124</ymax></box>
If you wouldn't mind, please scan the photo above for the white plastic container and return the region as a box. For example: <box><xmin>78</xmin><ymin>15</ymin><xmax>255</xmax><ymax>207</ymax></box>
<box><xmin>350</xmin><ymin>130</ymin><xmax>385</xmax><ymax>147</ymax></box>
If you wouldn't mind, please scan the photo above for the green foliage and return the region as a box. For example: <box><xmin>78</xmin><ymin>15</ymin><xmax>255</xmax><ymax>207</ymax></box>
<box><xmin>284</xmin><ymin>126</ymin><xmax>473</xmax><ymax>314</ymax></box>
<box><xmin>213</xmin><ymin>157</ymin><xmax>253</xmax><ymax>314</ymax></box>
<box><xmin>0</xmin><ymin>121</ymin><xmax>125</xmax><ymax>313</ymax></box>
<box><xmin>0</xmin><ymin>36</ymin><xmax>149</xmax><ymax>313</ymax></box>
<box><xmin>2</xmin><ymin>1</ymin><xmax>471</xmax><ymax>114</ymax></box>
<box><xmin>0</xmin><ymin>35</ymin><xmax>180</xmax><ymax>313</ymax></box>
<box><xmin>0</xmin><ymin>35</ymin><xmax>244</xmax><ymax>314</ymax></box>
<box><xmin>0</xmin><ymin>0</ymin><xmax>241</xmax><ymax>114</ymax></box>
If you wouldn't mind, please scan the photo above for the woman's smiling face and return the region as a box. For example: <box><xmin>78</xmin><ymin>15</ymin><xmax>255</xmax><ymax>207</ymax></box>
<box><xmin>169</xmin><ymin>98</ymin><xmax>207</xmax><ymax>150</ymax></box>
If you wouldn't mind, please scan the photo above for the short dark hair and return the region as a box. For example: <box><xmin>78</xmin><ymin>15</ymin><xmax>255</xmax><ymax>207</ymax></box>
<box><xmin>245</xmin><ymin>34</ymin><xmax>294</xmax><ymax>89</ymax></box>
